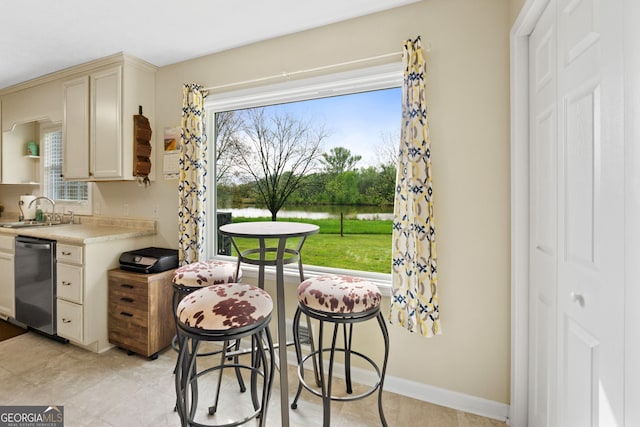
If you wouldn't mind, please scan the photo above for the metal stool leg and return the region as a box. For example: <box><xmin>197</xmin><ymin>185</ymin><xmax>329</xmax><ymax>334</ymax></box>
<box><xmin>187</xmin><ymin>340</ymin><xmax>200</xmax><ymax>422</ymax></box>
<box><xmin>175</xmin><ymin>336</ymin><xmax>201</xmax><ymax>427</ymax></box>
<box><xmin>261</xmin><ymin>326</ymin><xmax>275</xmax><ymax>426</ymax></box>
<box><xmin>174</xmin><ymin>335</ymin><xmax>187</xmax><ymax>425</ymax></box>
<box><xmin>377</xmin><ymin>312</ymin><xmax>390</xmax><ymax>427</ymax></box>
<box><xmin>321</xmin><ymin>321</ymin><xmax>340</xmax><ymax>427</ymax></box>
<box><xmin>208</xmin><ymin>343</ymin><xmax>227</xmax><ymax>415</ymax></box>
<box><xmin>343</xmin><ymin>323</ymin><xmax>354</xmax><ymax>394</ymax></box>
<box><xmin>291</xmin><ymin>308</ymin><xmax>305</xmax><ymax>409</ymax></box>
<box><xmin>232</xmin><ymin>339</ymin><xmax>247</xmax><ymax>392</ymax></box>
<box><xmin>306</xmin><ymin>313</ymin><xmax>322</xmax><ymax>386</ymax></box>
<box><xmin>250</xmin><ymin>333</ymin><xmax>262</xmax><ymax>413</ymax></box>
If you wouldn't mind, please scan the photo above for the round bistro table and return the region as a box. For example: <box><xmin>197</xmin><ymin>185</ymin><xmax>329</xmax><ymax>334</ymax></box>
<box><xmin>218</xmin><ymin>221</ymin><xmax>319</xmax><ymax>427</ymax></box>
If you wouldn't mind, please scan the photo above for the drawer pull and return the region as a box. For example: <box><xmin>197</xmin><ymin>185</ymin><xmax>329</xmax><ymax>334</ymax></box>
<box><xmin>62</xmin><ymin>281</ymin><xmax>72</xmax><ymax>286</ymax></box>
<box><xmin>120</xmin><ymin>311</ymin><xmax>133</xmax><ymax>317</ymax></box>
<box><xmin>120</xmin><ymin>297</ymin><xmax>134</xmax><ymax>303</ymax></box>
<box><xmin>62</xmin><ymin>251</ymin><xmax>72</xmax><ymax>256</ymax></box>
<box><xmin>121</xmin><ymin>284</ymin><xmax>134</xmax><ymax>289</ymax></box>
<box><xmin>62</xmin><ymin>318</ymin><xmax>72</xmax><ymax>324</ymax></box>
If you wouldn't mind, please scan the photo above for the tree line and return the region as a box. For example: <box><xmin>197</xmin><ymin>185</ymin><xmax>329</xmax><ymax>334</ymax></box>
<box><xmin>215</xmin><ymin>109</ymin><xmax>398</xmax><ymax>219</ymax></box>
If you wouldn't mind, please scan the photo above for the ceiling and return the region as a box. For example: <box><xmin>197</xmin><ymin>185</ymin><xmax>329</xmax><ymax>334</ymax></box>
<box><xmin>0</xmin><ymin>0</ymin><xmax>419</xmax><ymax>90</ymax></box>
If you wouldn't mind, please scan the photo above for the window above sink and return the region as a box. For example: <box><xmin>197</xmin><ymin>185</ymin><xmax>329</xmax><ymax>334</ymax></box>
<box><xmin>41</xmin><ymin>123</ymin><xmax>92</xmax><ymax>216</ymax></box>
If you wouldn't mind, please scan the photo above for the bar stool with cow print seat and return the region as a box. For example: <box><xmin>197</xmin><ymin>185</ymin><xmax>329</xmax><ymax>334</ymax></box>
<box><xmin>175</xmin><ymin>282</ymin><xmax>275</xmax><ymax>427</ymax></box>
<box><xmin>172</xmin><ymin>260</ymin><xmax>243</xmax><ymax>311</ymax></box>
<box><xmin>172</xmin><ymin>260</ymin><xmax>245</xmax><ymax>412</ymax></box>
<box><xmin>291</xmin><ymin>274</ymin><xmax>390</xmax><ymax>427</ymax></box>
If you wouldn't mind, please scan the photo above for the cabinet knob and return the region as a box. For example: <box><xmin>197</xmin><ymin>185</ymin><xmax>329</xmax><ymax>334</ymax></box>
<box><xmin>570</xmin><ymin>292</ymin><xmax>585</xmax><ymax>307</ymax></box>
<box><xmin>62</xmin><ymin>281</ymin><xmax>71</xmax><ymax>286</ymax></box>
<box><xmin>62</xmin><ymin>318</ymin><xmax>72</xmax><ymax>324</ymax></box>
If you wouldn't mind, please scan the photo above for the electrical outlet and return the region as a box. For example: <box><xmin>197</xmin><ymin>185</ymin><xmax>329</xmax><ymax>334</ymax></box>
<box><xmin>153</xmin><ymin>204</ymin><xmax>159</xmax><ymax>218</ymax></box>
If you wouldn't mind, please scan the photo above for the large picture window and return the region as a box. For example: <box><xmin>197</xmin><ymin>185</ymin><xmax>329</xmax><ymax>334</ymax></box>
<box><xmin>207</xmin><ymin>64</ymin><xmax>401</xmax><ymax>282</ymax></box>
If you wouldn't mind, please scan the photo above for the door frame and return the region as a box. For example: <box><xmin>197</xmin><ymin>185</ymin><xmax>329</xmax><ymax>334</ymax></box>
<box><xmin>509</xmin><ymin>0</ymin><xmax>550</xmax><ymax>426</ymax></box>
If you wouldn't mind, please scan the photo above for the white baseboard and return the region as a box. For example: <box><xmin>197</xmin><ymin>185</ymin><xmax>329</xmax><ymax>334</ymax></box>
<box><xmin>383</xmin><ymin>374</ymin><xmax>510</xmax><ymax>423</ymax></box>
<box><xmin>234</xmin><ymin>337</ymin><xmax>510</xmax><ymax>423</ymax></box>
<box><xmin>285</xmin><ymin>349</ymin><xmax>510</xmax><ymax>423</ymax></box>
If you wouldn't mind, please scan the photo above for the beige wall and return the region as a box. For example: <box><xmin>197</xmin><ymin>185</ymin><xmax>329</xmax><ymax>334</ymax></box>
<box><xmin>152</xmin><ymin>0</ymin><xmax>512</xmax><ymax>404</ymax></box>
<box><xmin>0</xmin><ymin>0</ymin><xmax>513</xmax><ymax>406</ymax></box>
<box><xmin>510</xmin><ymin>0</ymin><xmax>528</xmax><ymax>27</ymax></box>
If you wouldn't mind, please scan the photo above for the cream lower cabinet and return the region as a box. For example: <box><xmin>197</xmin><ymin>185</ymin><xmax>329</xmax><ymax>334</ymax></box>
<box><xmin>56</xmin><ymin>243</ymin><xmax>84</xmax><ymax>343</ymax></box>
<box><xmin>55</xmin><ymin>235</ymin><xmax>154</xmax><ymax>353</ymax></box>
<box><xmin>0</xmin><ymin>235</ymin><xmax>15</xmax><ymax>318</ymax></box>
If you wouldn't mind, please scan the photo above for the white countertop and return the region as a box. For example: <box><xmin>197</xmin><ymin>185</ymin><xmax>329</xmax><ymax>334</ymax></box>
<box><xmin>0</xmin><ymin>217</ymin><xmax>156</xmax><ymax>244</ymax></box>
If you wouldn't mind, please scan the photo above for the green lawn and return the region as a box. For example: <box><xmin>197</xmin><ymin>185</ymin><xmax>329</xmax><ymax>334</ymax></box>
<box><xmin>228</xmin><ymin>216</ymin><xmax>393</xmax><ymax>273</ymax></box>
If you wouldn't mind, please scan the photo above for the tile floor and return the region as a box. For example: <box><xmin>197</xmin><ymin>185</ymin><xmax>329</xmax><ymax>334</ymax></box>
<box><xmin>0</xmin><ymin>332</ymin><xmax>507</xmax><ymax>426</ymax></box>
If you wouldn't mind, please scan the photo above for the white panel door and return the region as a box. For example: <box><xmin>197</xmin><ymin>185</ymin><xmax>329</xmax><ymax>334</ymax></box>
<box><xmin>556</xmin><ymin>0</ymin><xmax>624</xmax><ymax>425</ymax></box>
<box><xmin>528</xmin><ymin>0</ymin><xmax>624</xmax><ymax>425</ymax></box>
<box><xmin>528</xmin><ymin>1</ymin><xmax>557</xmax><ymax>426</ymax></box>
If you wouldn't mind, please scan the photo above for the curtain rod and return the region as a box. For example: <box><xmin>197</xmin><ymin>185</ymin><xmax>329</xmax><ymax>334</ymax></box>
<box><xmin>205</xmin><ymin>50</ymin><xmax>404</xmax><ymax>92</ymax></box>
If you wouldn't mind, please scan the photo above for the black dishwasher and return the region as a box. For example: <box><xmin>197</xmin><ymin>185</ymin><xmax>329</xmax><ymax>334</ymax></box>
<box><xmin>15</xmin><ymin>236</ymin><xmax>57</xmax><ymax>335</ymax></box>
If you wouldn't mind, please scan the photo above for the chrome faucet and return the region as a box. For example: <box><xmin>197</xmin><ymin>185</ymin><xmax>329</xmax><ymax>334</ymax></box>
<box><xmin>28</xmin><ymin>197</ymin><xmax>56</xmax><ymax>224</ymax></box>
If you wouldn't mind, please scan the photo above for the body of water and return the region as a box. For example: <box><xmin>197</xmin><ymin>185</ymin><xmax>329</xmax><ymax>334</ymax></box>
<box><xmin>219</xmin><ymin>205</ymin><xmax>394</xmax><ymax>221</ymax></box>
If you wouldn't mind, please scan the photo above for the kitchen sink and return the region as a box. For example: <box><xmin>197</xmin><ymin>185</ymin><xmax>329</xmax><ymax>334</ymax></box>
<box><xmin>1</xmin><ymin>221</ymin><xmax>65</xmax><ymax>228</ymax></box>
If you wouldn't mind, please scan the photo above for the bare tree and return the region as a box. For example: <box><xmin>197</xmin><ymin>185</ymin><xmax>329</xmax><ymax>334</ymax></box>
<box><xmin>236</xmin><ymin>108</ymin><xmax>327</xmax><ymax>220</ymax></box>
<box><xmin>375</xmin><ymin>130</ymin><xmax>400</xmax><ymax>168</ymax></box>
<box><xmin>214</xmin><ymin>111</ymin><xmax>248</xmax><ymax>184</ymax></box>
<box><xmin>375</xmin><ymin>130</ymin><xmax>399</xmax><ymax>196</ymax></box>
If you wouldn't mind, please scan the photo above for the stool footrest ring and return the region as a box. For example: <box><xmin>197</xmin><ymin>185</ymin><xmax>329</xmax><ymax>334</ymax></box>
<box><xmin>296</xmin><ymin>348</ymin><xmax>382</xmax><ymax>402</ymax></box>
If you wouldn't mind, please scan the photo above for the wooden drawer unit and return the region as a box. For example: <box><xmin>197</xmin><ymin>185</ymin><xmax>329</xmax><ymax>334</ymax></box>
<box><xmin>108</xmin><ymin>268</ymin><xmax>175</xmax><ymax>359</ymax></box>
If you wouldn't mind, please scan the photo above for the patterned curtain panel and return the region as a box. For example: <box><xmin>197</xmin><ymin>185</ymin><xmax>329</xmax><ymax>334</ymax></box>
<box><xmin>178</xmin><ymin>83</ymin><xmax>208</xmax><ymax>265</ymax></box>
<box><xmin>390</xmin><ymin>37</ymin><xmax>440</xmax><ymax>337</ymax></box>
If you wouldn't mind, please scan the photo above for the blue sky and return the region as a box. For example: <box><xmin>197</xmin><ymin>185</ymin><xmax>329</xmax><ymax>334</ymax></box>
<box><xmin>264</xmin><ymin>87</ymin><xmax>401</xmax><ymax>167</ymax></box>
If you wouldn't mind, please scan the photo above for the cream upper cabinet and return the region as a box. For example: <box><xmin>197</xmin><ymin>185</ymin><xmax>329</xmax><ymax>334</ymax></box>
<box><xmin>1</xmin><ymin>122</ymin><xmax>40</xmax><ymax>184</ymax></box>
<box><xmin>1</xmin><ymin>80</ymin><xmax>64</xmax><ymax>133</ymax></box>
<box><xmin>62</xmin><ymin>54</ymin><xmax>156</xmax><ymax>181</ymax></box>
<box><xmin>62</xmin><ymin>76</ymin><xmax>90</xmax><ymax>179</ymax></box>
<box><xmin>91</xmin><ymin>66</ymin><xmax>122</xmax><ymax>179</ymax></box>
<box><xmin>0</xmin><ymin>79</ymin><xmax>63</xmax><ymax>184</ymax></box>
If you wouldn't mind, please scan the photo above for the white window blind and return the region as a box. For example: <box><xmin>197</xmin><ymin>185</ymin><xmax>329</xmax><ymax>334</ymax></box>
<box><xmin>42</xmin><ymin>127</ymin><xmax>88</xmax><ymax>202</ymax></box>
